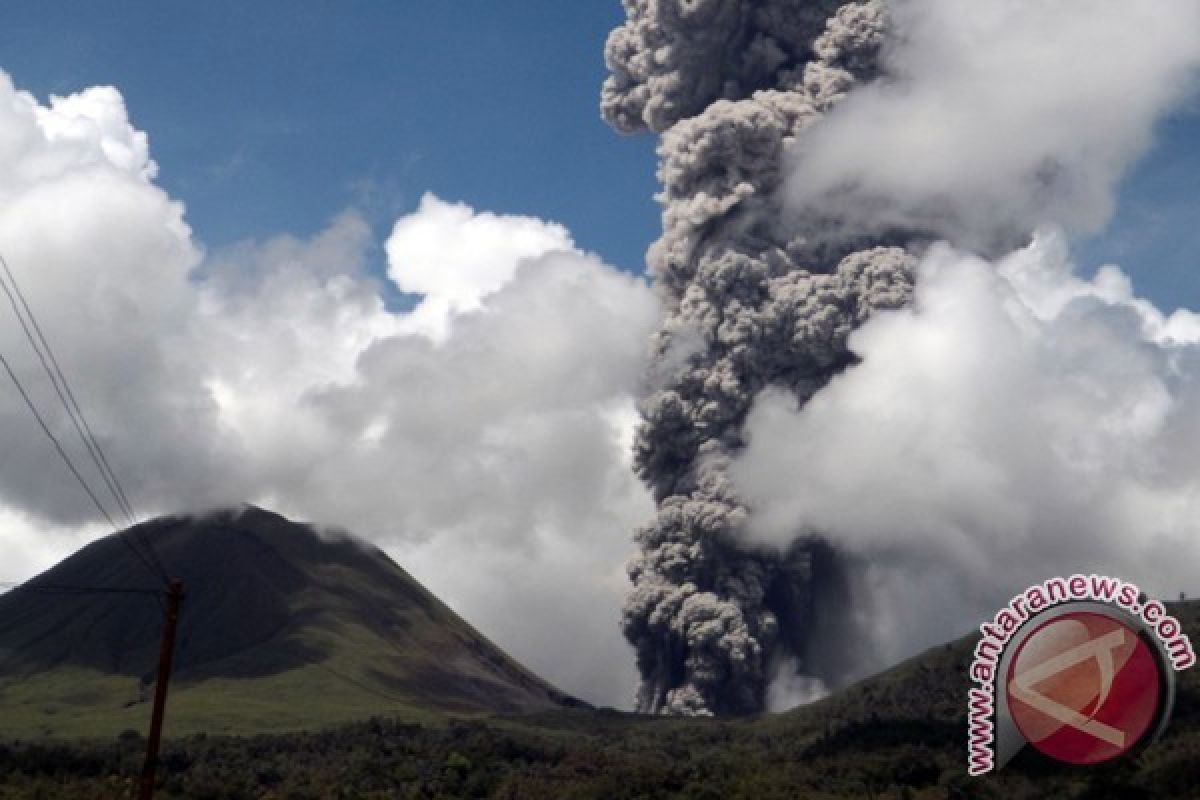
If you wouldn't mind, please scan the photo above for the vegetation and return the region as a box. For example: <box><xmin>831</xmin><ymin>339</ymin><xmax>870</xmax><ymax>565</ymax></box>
<box><xmin>3</xmin><ymin>512</ymin><xmax>1196</xmax><ymax>796</ymax></box>
<box><xmin>0</xmin><ymin>599</ymin><xmax>1197</xmax><ymax>798</ymax></box>
<box><xmin>0</xmin><ymin>700</ymin><xmax>1196</xmax><ymax>799</ymax></box>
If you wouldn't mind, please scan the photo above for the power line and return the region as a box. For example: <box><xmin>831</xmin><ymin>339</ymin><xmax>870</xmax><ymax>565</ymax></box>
<box><xmin>0</xmin><ymin>253</ymin><xmax>137</xmax><ymax>527</ymax></box>
<box><xmin>0</xmin><ymin>581</ymin><xmax>162</xmax><ymax>597</ymax></box>
<box><xmin>0</xmin><ymin>348</ymin><xmax>120</xmax><ymax>529</ymax></box>
<box><xmin>0</xmin><ymin>581</ymin><xmax>168</xmax><ymax>682</ymax></box>
<box><xmin>0</xmin><ymin>251</ymin><xmax>167</xmax><ymax>584</ymax></box>
<box><xmin>0</xmin><ymin>253</ymin><xmax>169</xmax><ymax>586</ymax></box>
<box><xmin>0</xmin><ymin>249</ymin><xmax>180</xmax><ymax>800</ymax></box>
<box><xmin>0</xmin><ymin>346</ymin><xmax>166</xmax><ymax>584</ymax></box>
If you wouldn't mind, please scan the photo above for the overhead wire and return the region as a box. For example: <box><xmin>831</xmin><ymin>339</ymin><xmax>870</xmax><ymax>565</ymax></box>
<box><xmin>0</xmin><ymin>347</ymin><xmax>119</xmax><ymax>531</ymax></box>
<box><xmin>0</xmin><ymin>347</ymin><xmax>167</xmax><ymax>584</ymax></box>
<box><xmin>0</xmin><ymin>253</ymin><xmax>137</xmax><ymax>527</ymax></box>
<box><xmin>0</xmin><ymin>252</ymin><xmax>184</xmax><ymax>800</ymax></box>
<box><xmin>2</xmin><ymin>252</ymin><xmax>170</xmax><ymax>582</ymax></box>
<box><xmin>0</xmin><ymin>581</ymin><xmax>162</xmax><ymax>597</ymax></box>
<box><xmin>0</xmin><ymin>251</ymin><xmax>170</xmax><ymax>586</ymax></box>
<box><xmin>0</xmin><ymin>241</ymin><xmax>429</xmax><ymax>734</ymax></box>
<box><xmin>0</xmin><ymin>581</ymin><xmax>166</xmax><ymax>682</ymax></box>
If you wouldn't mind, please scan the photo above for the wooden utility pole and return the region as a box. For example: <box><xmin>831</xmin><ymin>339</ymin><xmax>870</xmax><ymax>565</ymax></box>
<box><xmin>138</xmin><ymin>579</ymin><xmax>184</xmax><ymax>800</ymax></box>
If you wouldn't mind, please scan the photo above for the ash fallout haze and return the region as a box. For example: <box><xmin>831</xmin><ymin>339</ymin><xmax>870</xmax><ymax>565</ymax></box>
<box><xmin>1</xmin><ymin>0</ymin><xmax>1200</xmax><ymax>721</ymax></box>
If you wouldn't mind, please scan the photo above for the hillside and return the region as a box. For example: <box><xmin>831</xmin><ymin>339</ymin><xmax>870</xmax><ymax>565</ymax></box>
<box><xmin>1</xmin><ymin>595</ymin><xmax>1197</xmax><ymax>797</ymax></box>
<box><xmin>0</xmin><ymin>507</ymin><xmax>582</xmax><ymax>737</ymax></box>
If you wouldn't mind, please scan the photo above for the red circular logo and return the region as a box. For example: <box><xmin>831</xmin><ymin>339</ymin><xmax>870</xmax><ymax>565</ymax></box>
<box><xmin>1006</xmin><ymin>611</ymin><xmax>1162</xmax><ymax>765</ymax></box>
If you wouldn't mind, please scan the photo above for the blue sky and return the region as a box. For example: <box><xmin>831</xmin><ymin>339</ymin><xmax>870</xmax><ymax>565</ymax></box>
<box><xmin>0</xmin><ymin>2</ymin><xmax>660</xmax><ymax>280</ymax></box>
<box><xmin>1077</xmin><ymin>109</ymin><xmax>1200</xmax><ymax>310</ymax></box>
<box><xmin>0</xmin><ymin>2</ymin><xmax>1196</xmax><ymax>305</ymax></box>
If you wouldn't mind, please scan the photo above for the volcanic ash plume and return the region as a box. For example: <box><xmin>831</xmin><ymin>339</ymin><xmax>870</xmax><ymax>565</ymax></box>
<box><xmin>605</xmin><ymin>0</ymin><xmax>1200</xmax><ymax>715</ymax></box>
<box><xmin>602</xmin><ymin>0</ymin><xmax>917</xmax><ymax>715</ymax></box>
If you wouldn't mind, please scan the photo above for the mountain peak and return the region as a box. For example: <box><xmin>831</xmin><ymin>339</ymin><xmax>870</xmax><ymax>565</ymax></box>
<box><xmin>0</xmin><ymin>508</ymin><xmax>584</xmax><ymax>736</ymax></box>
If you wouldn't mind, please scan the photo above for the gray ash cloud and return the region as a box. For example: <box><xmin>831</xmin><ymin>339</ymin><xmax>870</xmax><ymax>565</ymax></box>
<box><xmin>602</xmin><ymin>0</ymin><xmax>918</xmax><ymax>715</ymax></box>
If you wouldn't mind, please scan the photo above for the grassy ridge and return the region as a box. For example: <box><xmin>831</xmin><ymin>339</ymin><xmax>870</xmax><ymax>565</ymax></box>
<box><xmin>0</xmin><ymin>603</ymin><xmax>1196</xmax><ymax>798</ymax></box>
<box><xmin>3</xmin><ymin>512</ymin><xmax>1196</xmax><ymax>796</ymax></box>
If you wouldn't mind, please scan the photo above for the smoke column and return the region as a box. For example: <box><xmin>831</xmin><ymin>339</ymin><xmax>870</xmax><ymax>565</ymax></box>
<box><xmin>603</xmin><ymin>0</ymin><xmax>1200</xmax><ymax>716</ymax></box>
<box><xmin>602</xmin><ymin>0</ymin><xmax>918</xmax><ymax>715</ymax></box>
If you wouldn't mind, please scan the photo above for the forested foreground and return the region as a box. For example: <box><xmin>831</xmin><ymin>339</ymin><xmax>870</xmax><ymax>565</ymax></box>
<box><xmin>1</xmin><ymin>707</ymin><xmax>1200</xmax><ymax>800</ymax></box>
<box><xmin>5</xmin><ymin>607</ymin><xmax>1200</xmax><ymax>800</ymax></box>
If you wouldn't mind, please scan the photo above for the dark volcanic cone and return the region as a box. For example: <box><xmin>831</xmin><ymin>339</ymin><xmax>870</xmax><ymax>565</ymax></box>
<box><xmin>0</xmin><ymin>507</ymin><xmax>583</xmax><ymax>736</ymax></box>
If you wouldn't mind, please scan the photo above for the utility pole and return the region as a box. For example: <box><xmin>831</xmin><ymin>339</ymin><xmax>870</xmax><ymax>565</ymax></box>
<box><xmin>138</xmin><ymin>579</ymin><xmax>184</xmax><ymax>800</ymax></box>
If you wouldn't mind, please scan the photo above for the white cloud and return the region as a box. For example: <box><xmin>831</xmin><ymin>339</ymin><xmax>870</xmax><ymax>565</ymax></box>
<box><xmin>784</xmin><ymin>0</ymin><xmax>1200</xmax><ymax>249</ymax></box>
<box><xmin>0</xmin><ymin>509</ymin><xmax>107</xmax><ymax>588</ymax></box>
<box><xmin>32</xmin><ymin>85</ymin><xmax>156</xmax><ymax>180</ymax></box>
<box><xmin>384</xmin><ymin>193</ymin><xmax>576</xmax><ymax>339</ymax></box>
<box><xmin>732</xmin><ymin>230</ymin><xmax>1200</xmax><ymax>668</ymax></box>
<box><xmin>0</xmin><ymin>74</ymin><xmax>656</xmax><ymax>707</ymax></box>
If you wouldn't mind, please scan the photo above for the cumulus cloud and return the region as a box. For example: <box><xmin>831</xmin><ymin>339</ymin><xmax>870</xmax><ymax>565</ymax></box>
<box><xmin>784</xmin><ymin>0</ymin><xmax>1200</xmax><ymax>250</ymax></box>
<box><xmin>0</xmin><ymin>76</ymin><xmax>204</xmax><ymax>525</ymax></box>
<box><xmin>0</xmin><ymin>72</ymin><xmax>656</xmax><ymax>707</ymax></box>
<box><xmin>195</xmin><ymin>227</ymin><xmax>657</xmax><ymax>705</ymax></box>
<box><xmin>0</xmin><ymin>508</ymin><xmax>107</xmax><ymax>587</ymax></box>
<box><xmin>384</xmin><ymin>193</ymin><xmax>575</xmax><ymax>340</ymax></box>
<box><xmin>732</xmin><ymin>230</ymin><xmax>1200</xmax><ymax>668</ymax></box>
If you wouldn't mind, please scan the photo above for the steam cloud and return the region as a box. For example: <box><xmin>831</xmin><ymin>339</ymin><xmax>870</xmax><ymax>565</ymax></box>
<box><xmin>604</xmin><ymin>0</ymin><xmax>1200</xmax><ymax>715</ymax></box>
<box><xmin>733</xmin><ymin>230</ymin><xmax>1200</xmax><ymax>667</ymax></box>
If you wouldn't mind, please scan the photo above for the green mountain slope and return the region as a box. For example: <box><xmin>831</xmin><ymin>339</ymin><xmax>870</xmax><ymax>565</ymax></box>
<box><xmin>0</xmin><ymin>507</ymin><xmax>583</xmax><ymax>738</ymax></box>
<box><xmin>3</xmin><ymin>602</ymin><xmax>1198</xmax><ymax>797</ymax></box>
<box><xmin>1</xmin><ymin>563</ymin><xmax>1197</xmax><ymax>796</ymax></box>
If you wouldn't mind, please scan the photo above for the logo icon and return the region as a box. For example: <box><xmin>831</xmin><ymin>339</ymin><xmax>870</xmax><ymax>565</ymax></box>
<box><xmin>965</xmin><ymin>575</ymin><xmax>1194</xmax><ymax>775</ymax></box>
<box><xmin>1006</xmin><ymin>611</ymin><xmax>1161</xmax><ymax>764</ymax></box>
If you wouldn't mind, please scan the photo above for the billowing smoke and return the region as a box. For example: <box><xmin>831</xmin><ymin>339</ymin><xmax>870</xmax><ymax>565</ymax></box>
<box><xmin>604</xmin><ymin>0</ymin><xmax>1200</xmax><ymax>715</ymax></box>
<box><xmin>603</xmin><ymin>0</ymin><xmax>917</xmax><ymax>715</ymax></box>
